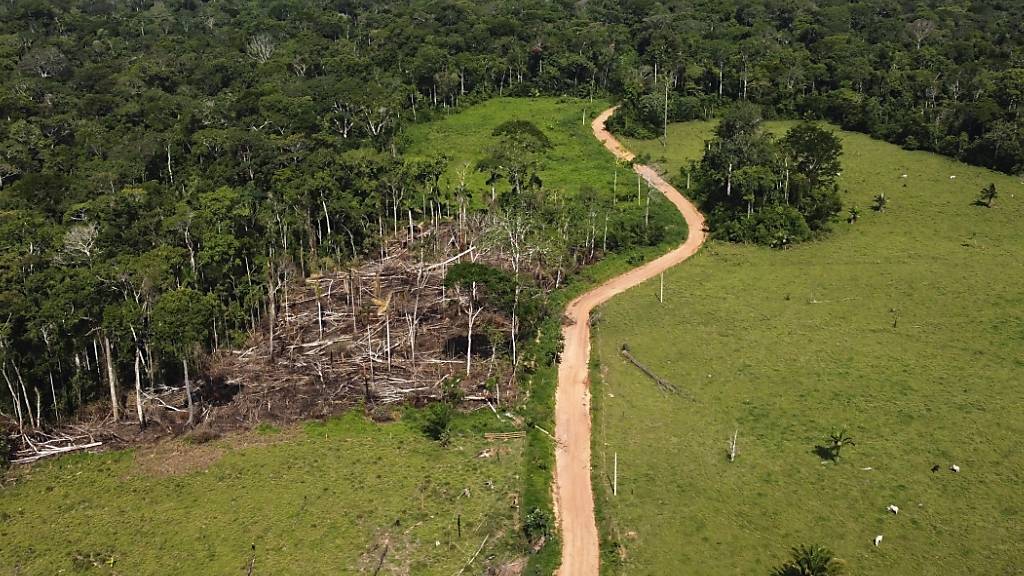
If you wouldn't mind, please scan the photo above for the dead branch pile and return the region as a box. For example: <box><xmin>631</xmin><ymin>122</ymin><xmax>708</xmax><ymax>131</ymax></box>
<box><xmin>9</xmin><ymin>428</ymin><xmax>106</xmax><ymax>464</ymax></box>
<box><xmin>2</xmin><ymin>212</ymin><xmax>551</xmax><ymax>457</ymax></box>
<box><xmin>208</xmin><ymin>219</ymin><xmax>521</xmax><ymax>427</ymax></box>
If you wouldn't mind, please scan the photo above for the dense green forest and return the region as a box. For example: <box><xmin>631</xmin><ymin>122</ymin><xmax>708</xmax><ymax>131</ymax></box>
<box><xmin>1</xmin><ymin>0</ymin><xmax>1022</xmax><ymax>431</ymax></box>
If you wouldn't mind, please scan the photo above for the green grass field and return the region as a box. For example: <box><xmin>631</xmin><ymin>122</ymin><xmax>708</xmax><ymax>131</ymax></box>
<box><xmin>593</xmin><ymin>122</ymin><xmax>1024</xmax><ymax>574</ymax></box>
<box><xmin>0</xmin><ymin>413</ymin><xmax>524</xmax><ymax>575</ymax></box>
<box><xmin>405</xmin><ymin>97</ymin><xmax>614</xmax><ymax>201</ymax></box>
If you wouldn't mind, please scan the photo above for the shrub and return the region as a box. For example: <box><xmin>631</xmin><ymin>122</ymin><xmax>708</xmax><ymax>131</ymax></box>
<box><xmin>422</xmin><ymin>402</ymin><xmax>454</xmax><ymax>445</ymax></box>
<box><xmin>523</xmin><ymin>507</ymin><xmax>551</xmax><ymax>543</ymax></box>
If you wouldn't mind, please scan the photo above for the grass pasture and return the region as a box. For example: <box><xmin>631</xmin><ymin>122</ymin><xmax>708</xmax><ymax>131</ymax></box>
<box><xmin>405</xmin><ymin>97</ymin><xmax>615</xmax><ymax>202</ymax></box>
<box><xmin>0</xmin><ymin>412</ymin><xmax>524</xmax><ymax>575</ymax></box>
<box><xmin>593</xmin><ymin>122</ymin><xmax>1024</xmax><ymax>574</ymax></box>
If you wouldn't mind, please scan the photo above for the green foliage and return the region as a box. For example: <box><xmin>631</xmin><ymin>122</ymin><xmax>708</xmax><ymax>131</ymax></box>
<box><xmin>847</xmin><ymin>206</ymin><xmax>860</xmax><ymax>224</ymax></box>
<box><xmin>692</xmin><ymin>108</ymin><xmax>842</xmax><ymax>246</ymax></box>
<box><xmin>772</xmin><ymin>545</ymin><xmax>845</xmax><ymax>576</ymax></box>
<box><xmin>422</xmin><ymin>402</ymin><xmax>454</xmax><ymax>445</ymax></box>
<box><xmin>523</xmin><ymin>507</ymin><xmax>551</xmax><ymax>542</ymax></box>
<box><xmin>151</xmin><ymin>288</ymin><xmax>219</xmax><ymax>359</ymax></box>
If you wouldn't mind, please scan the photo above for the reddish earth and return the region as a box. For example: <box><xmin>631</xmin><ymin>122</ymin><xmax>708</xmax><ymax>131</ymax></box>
<box><xmin>553</xmin><ymin>107</ymin><xmax>706</xmax><ymax>575</ymax></box>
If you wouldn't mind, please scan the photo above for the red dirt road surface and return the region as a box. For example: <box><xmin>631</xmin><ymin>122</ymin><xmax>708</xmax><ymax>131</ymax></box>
<box><xmin>552</xmin><ymin>107</ymin><xmax>706</xmax><ymax>576</ymax></box>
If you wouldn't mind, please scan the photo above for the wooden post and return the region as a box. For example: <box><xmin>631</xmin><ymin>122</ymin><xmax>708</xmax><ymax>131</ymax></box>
<box><xmin>659</xmin><ymin>272</ymin><xmax>664</xmax><ymax>303</ymax></box>
<box><xmin>613</xmin><ymin>452</ymin><xmax>618</xmax><ymax>496</ymax></box>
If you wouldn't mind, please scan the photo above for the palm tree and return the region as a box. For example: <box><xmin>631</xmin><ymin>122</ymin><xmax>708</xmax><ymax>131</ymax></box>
<box><xmin>773</xmin><ymin>544</ymin><xmax>845</xmax><ymax>576</ymax></box>
<box><xmin>847</xmin><ymin>206</ymin><xmax>860</xmax><ymax>223</ymax></box>
<box><xmin>872</xmin><ymin>193</ymin><xmax>887</xmax><ymax>212</ymax></box>
<box><xmin>828</xmin><ymin>429</ymin><xmax>855</xmax><ymax>461</ymax></box>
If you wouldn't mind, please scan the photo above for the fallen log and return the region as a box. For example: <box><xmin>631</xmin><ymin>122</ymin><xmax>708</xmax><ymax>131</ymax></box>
<box><xmin>12</xmin><ymin>441</ymin><xmax>103</xmax><ymax>464</ymax></box>
<box><xmin>620</xmin><ymin>344</ymin><xmax>692</xmax><ymax>399</ymax></box>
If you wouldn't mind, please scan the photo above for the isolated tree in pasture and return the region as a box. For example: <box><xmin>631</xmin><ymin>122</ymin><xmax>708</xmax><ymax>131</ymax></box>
<box><xmin>872</xmin><ymin>193</ymin><xmax>887</xmax><ymax>212</ymax></box>
<box><xmin>772</xmin><ymin>545</ymin><xmax>845</xmax><ymax>576</ymax></box>
<box><xmin>152</xmin><ymin>289</ymin><xmax>219</xmax><ymax>427</ymax></box>
<box><xmin>977</xmin><ymin>183</ymin><xmax>998</xmax><ymax>207</ymax></box>
<box><xmin>827</xmin><ymin>429</ymin><xmax>855</xmax><ymax>461</ymax></box>
<box><xmin>847</xmin><ymin>206</ymin><xmax>859</xmax><ymax>223</ymax></box>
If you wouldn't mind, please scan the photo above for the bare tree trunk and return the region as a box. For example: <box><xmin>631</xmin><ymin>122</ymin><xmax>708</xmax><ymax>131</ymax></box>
<box><xmin>466</xmin><ymin>298</ymin><xmax>475</xmax><ymax>376</ymax></box>
<box><xmin>267</xmin><ymin>254</ymin><xmax>277</xmax><ymax>363</ymax></box>
<box><xmin>3</xmin><ymin>364</ymin><xmax>23</xmax><ymax>432</ymax></box>
<box><xmin>104</xmin><ymin>334</ymin><xmax>119</xmax><ymax>421</ymax></box>
<box><xmin>14</xmin><ymin>363</ymin><xmax>35</xmax><ymax>429</ymax></box>
<box><xmin>48</xmin><ymin>371</ymin><xmax>58</xmax><ymax>422</ymax></box>
<box><xmin>134</xmin><ymin>348</ymin><xmax>146</xmax><ymax>429</ymax></box>
<box><xmin>663</xmin><ymin>76</ymin><xmax>670</xmax><ymax>146</ymax></box>
<box><xmin>183</xmin><ymin>357</ymin><xmax>194</xmax><ymax>427</ymax></box>
<box><xmin>385</xmin><ymin>313</ymin><xmax>392</xmax><ymax>371</ymax></box>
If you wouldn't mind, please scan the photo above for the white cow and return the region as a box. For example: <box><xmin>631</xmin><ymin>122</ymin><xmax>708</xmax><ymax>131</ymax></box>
<box><xmin>951</xmin><ymin>464</ymin><xmax>961</xmax><ymax>473</ymax></box>
<box><xmin>874</xmin><ymin>535</ymin><xmax>884</xmax><ymax>547</ymax></box>
<box><xmin>887</xmin><ymin>504</ymin><xmax>899</xmax><ymax>515</ymax></box>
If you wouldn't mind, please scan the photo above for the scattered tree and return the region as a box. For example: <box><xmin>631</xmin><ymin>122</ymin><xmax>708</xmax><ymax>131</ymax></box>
<box><xmin>772</xmin><ymin>545</ymin><xmax>845</xmax><ymax>576</ymax></box>
<box><xmin>827</xmin><ymin>429</ymin><xmax>855</xmax><ymax>461</ymax></box>
<box><xmin>872</xmin><ymin>193</ymin><xmax>887</xmax><ymax>212</ymax></box>
<box><xmin>977</xmin><ymin>183</ymin><xmax>998</xmax><ymax>207</ymax></box>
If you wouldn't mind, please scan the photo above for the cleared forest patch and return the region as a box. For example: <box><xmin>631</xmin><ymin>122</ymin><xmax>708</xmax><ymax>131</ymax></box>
<box><xmin>592</xmin><ymin>122</ymin><xmax>1024</xmax><ymax>574</ymax></box>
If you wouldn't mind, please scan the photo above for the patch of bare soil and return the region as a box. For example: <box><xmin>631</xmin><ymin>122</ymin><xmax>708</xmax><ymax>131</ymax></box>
<box><xmin>130</xmin><ymin>425</ymin><xmax>297</xmax><ymax>478</ymax></box>
<box><xmin>491</xmin><ymin>557</ymin><xmax>527</xmax><ymax>576</ymax></box>
<box><xmin>357</xmin><ymin>529</ymin><xmax>414</xmax><ymax>575</ymax></box>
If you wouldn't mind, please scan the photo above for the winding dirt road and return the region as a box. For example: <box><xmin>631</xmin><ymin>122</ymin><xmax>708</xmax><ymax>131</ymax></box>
<box><xmin>553</xmin><ymin>107</ymin><xmax>706</xmax><ymax>575</ymax></box>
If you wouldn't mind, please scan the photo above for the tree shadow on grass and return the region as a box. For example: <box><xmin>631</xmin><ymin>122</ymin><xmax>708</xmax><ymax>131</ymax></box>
<box><xmin>812</xmin><ymin>445</ymin><xmax>836</xmax><ymax>462</ymax></box>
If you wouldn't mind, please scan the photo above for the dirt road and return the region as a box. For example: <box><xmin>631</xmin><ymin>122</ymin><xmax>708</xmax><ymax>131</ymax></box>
<box><xmin>553</xmin><ymin>107</ymin><xmax>706</xmax><ymax>575</ymax></box>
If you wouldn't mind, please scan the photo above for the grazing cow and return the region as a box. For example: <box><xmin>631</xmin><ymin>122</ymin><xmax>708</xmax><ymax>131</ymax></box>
<box><xmin>874</xmin><ymin>535</ymin><xmax>883</xmax><ymax>547</ymax></box>
<box><xmin>950</xmin><ymin>175</ymin><xmax>957</xmax><ymax>179</ymax></box>
<box><xmin>950</xmin><ymin>464</ymin><xmax>960</xmax><ymax>473</ymax></box>
<box><xmin>887</xmin><ymin>505</ymin><xmax>899</xmax><ymax>515</ymax></box>
<box><xmin>931</xmin><ymin>464</ymin><xmax>940</xmax><ymax>472</ymax></box>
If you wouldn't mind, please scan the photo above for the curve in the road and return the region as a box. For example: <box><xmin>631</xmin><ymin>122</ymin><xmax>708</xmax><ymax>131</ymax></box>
<box><xmin>553</xmin><ymin>107</ymin><xmax>707</xmax><ymax>576</ymax></box>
